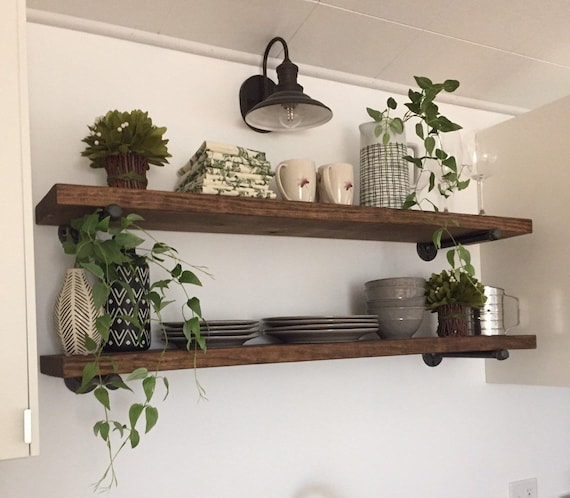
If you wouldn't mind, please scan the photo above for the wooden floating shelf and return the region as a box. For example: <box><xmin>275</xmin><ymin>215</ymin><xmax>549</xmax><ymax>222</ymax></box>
<box><xmin>40</xmin><ymin>335</ymin><xmax>537</xmax><ymax>378</ymax></box>
<box><xmin>36</xmin><ymin>184</ymin><xmax>536</xmax><ymax>378</ymax></box>
<box><xmin>35</xmin><ymin>184</ymin><xmax>532</xmax><ymax>244</ymax></box>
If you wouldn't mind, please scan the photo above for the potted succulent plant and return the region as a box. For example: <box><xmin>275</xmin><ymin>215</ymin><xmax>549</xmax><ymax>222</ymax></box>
<box><xmin>365</xmin><ymin>76</ymin><xmax>469</xmax><ymax>210</ymax></box>
<box><xmin>57</xmin><ymin>208</ymin><xmax>207</xmax><ymax>491</ymax></box>
<box><xmin>424</xmin><ymin>227</ymin><xmax>486</xmax><ymax>336</ymax></box>
<box><xmin>81</xmin><ymin>109</ymin><xmax>171</xmax><ymax>189</ymax></box>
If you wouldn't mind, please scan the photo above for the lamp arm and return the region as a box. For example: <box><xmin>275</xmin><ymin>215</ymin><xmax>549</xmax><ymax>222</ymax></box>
<box><xmin>262</xmin><ymin>36</ymin><xmax>289</xmax><ymax>80</ymax></box>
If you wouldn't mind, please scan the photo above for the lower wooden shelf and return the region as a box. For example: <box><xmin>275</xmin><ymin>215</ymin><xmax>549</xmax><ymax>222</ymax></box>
<box><xmin>40</xmin><ymin>335</ymin><xmax>537</xmax><ymax>378</ymax></box>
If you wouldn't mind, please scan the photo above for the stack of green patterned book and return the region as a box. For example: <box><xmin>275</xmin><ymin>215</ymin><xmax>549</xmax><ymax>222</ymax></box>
<box><xmin>176</xmin><ymin>141</ymin><xmax>276</xmax><ymax>198</ymax></box>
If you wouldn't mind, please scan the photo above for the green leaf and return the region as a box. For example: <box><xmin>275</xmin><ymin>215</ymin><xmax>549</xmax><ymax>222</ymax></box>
<box><xmin>142</xmin><ymin>375</ymin><xmax>156</xmax><ymax>403</ymax></box>
<box><xmin>127</xmin><ymin>367</ymin><xmax>149</xmax><ymax>381</ymax></box>
<box><xmin>79</xmin><ymin>362</ymin><xmax>98</xmax><ymax>393</ymax></box>
<box><xmin>464</xmin><ymin>263</ymin><xmax>476</xmax><ymax>276</ymax></box>
<box><xmin>95</xmin><ymin>314</ymin><xmax>112</xmax><ymax>342</ymax></box>
<box><xmin>112</xmin><ymin>232</ymin><xmax>144</xmax><ymax>249</ymax></box>
<box><xmin>113</xmin><ymin>421</ymin><xmax>126</xmax><ymax>438</ymax></box>
<box><xmin>129</xmin><ymin>428</ymin><xmax>140</xmax><ymax>449</ymax></box>
<box><xmin>129</xmin><ymin>403</ymin><xmax>144</xmax><ymax>429</ymax></box>
<box><xmin>458</xmin><ymin>245</ymin><xmax>471</xmax><ymax>265</ymax></box>
<box><xmin>443</xmin><ymin>79</ymin><xmax>460</xmax><ymax>92</ymax></box>
<box><xmin>84</xmin><ymin>334</ymin><xmax>99</xmax><ymax>353</ymax></box>
<box><xmin>382</xmin><ymin>132</ymin><xmax>390</xmax><ymax>145</ymax></box>
<box><xmin>390</xmin><ymin>117</ymin><xmax>404</xmax><ymax>134</ymax></box>
<box><xmin>432</xmin><ymin>228</ymin><xmax>443</xmax><ymax>249</ymax></box>
<box><xmin>94</xmin><ymin>386</ymin><xmax>110</xmax><ymax>410</ymax></box>
<box><xmin>437</xmin><ymin>116</ymin><xmax>462</xmax><ymax>132</ymax></box>
<box><xmin>187</xmin><ymin>297</ymin><xmax>202</xmax><ymax>317</ymax></box>
<box><xmin>414</xmin><ymin>76</ymin><xmax>433</xmax><ymax>89</ymax></box>
<box><xmin>107</xmin><ymin>378</ymin><xmax>132</xmax><ymax>392</ymax></box>
<box><xmin>93</xmin><ymin>420</ymin><xmax>110</xmax><ymax>441</ymax></box>
<box><xmin>386</xmin><ymin>97</ymin><xmax>397</xmax><ymax>110</ymax></box>
<box><xmin>170</xmin><ymin>264</ymin><xmax>182</xmax><ymax>278</ymax></box>
<box><xmin>457</xmin><ymin>179</ymin><xmax>470</xmax><ymax>190</ymax></box>
<box><xmin>446</xmin><ymin>249</ymin><xmax>456</xmax><ymax>268</ymax></box>
<box><xmin>366</xmin><ymin>107</ymin><xmax>383</xmax><ymax>121</ymax></box>
<box><xmin>152</xmin><ymin>242</ymin><xmax>172</xmax><ymax>254</ymax></box>
<box><xmin>80</xmin><ymin>262</ymin><xmax>105</xmax><ymax>280</ymax></box>
<box><xmin>150</xmin><ymin>279</ymin><xmax>171</xmax><ymax>290</ymax></box>
<box><xmin>415</xmin><ymin>123</ymin><xmax>424</xmax><ymax>139</ymax></box>
<box><xmin>162</xmin><ymin>377</ymin><xmax>170</xmax><ymax>401</ymax></box>
<box><xmin>424</xmin><ymin>136</ymin><xmax>435</xmax><ymax>155</ymax></box>
<box><xmin>403</xmin><ymin>193</ymin><xmax>417</xmax><ymax>209</ymax></box>
<box><xmin>403</xmin><ymin>155</ymin><xmax>422</xmax><ymax>168</ymax></box>
<box><xmin>92</xmin><ymin>281</ymin><xmax>109</xmax><ymax>309</ymax></box>
<box><xmin>179</xmin><ymin>271</ymin><xmax>202</xmax><ymax>286</ymax></box>
<box><xmin>145</xmin><ymin>406</ymin><xmax>159</xmax><ymax>433</ymax></box>
<box><xmin>428</xmin><ymin>172</ymin><xmax>436</xmax><ymax>192</ymax></box>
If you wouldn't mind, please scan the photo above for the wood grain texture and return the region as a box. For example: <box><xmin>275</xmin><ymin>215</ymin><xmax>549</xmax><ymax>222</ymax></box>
<box><xmin>40</xmin><ymin>335</ymin><xmax>537</xmax><ymax>378</ymax></box>
<box><xmin>35</xmin><ymin>184</ymin><xmax>532</xmax><ymax>244</ymax></box>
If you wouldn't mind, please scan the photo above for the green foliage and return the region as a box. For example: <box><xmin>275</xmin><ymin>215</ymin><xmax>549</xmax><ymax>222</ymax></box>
<box><xmin>81</xmin><ymin>109</ymin><xmax>171</xmax><ymax>168</ymax></box>
<box><xmin>61</xmin><ymin>209</ymin><xmax>208</xmax><ymax>492</ymax></box>
<box><xmin>366</xmin><ymin>76</ymin><xmax>468</xmax><ymax>211</ymax></box>
<box><xmin>425</xmin><ymin>269</ymin><xmax>486</xmax><ymax>309</ymax></box>
<box><xmin>425</xmin><ymin>225</ymin><xmax>486</xmax><ymax>310</ymax></box>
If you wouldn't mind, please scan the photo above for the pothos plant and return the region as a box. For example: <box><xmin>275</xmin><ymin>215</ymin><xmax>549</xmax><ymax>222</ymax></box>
<box><xmin>425</xmin><ymin>225</ymin><xmax>486</xmax><ymax>311</ymax></box>
<box><xmin>366</xmin><ymin>76</ymin><xmax>470</xmax><ymax>211</ymax></box>
<box><xmin>60</xmin><ymin>209</ymin><xmax>208</xmax><ymax>492</ymax></box>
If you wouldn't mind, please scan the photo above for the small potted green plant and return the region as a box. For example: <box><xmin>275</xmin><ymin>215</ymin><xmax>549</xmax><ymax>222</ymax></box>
<box><xmin>425</xmin><ymin>227</ymin><xmax>486</xmax><ymax>336</ymax></box>
<box><xmin>57</xmin><ymin>208</ymin><xmax>207</xmax><ymax>491</ymax></box>
<box><xmin>81</xmin><ymin>109</ymin><xmax>171</xmax><ymax>189</ymax></box>
<box><xmin>365</xmin><ymin>76</ymin><xmax>469</xmax><ymax>210</ymax></box>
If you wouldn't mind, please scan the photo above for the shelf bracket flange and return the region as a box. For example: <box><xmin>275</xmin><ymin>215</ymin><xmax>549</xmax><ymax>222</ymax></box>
<box><xmin>422</xmin><ymin>349</ymin><xmax>510</xmax><ymax>367</ymax></box>
<box><xmin>417</xmin><ymin>229</ymin><xmax>503</xmax><ymax>261</ymax></box>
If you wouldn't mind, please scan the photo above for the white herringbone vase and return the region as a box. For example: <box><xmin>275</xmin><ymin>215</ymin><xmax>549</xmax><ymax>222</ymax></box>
<box><xmin>54</xmin><ymin>268</ymin><xmax>102</xmax><ymax>355</ymax></box>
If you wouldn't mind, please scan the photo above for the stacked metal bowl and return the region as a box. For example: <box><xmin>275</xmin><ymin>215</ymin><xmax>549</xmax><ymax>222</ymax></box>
<box><xmin>364</xmin><ymin>277</ymin><xmax>426</xmax><ymax>339</ymax></box>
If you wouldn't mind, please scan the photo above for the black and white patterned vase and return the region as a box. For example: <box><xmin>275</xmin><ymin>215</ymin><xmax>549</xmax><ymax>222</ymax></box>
<box><xmin>103</xmin><ymin>261</ymin><xmax>151</xmax><ymax>352</ymax></box>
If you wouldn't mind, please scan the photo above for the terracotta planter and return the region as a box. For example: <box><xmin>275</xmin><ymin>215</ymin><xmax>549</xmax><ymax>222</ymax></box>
<box><xmin>436</xmin><ymin>303</ymin><xmax>470</xmax><ymax>337</ymax></box>
<box><xmin>102</xmin><ymin>153</ymin><xmax>149</xmax><ymax>189</ymax></box>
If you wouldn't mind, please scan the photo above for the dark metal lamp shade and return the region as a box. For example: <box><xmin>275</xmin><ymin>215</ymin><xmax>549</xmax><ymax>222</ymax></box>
<box><xmin>239</xmin><ymin>37</ymin><xmax>333</xmax><ymax>133</ymax></box>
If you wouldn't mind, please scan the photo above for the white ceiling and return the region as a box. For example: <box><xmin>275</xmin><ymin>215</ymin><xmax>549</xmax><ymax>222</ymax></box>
<box><xmin>27</xmin><ymin>0</ymin><xmax>570</xmax><ymax>112</ymax></box>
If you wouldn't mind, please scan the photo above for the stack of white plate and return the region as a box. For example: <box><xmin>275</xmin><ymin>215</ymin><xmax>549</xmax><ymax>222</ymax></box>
<box><xmin>364</xmin><ymin>278</ymin><xmax>426</xmax><ymax>339</ymax></box>
<box><xmin>261</xmin><ymin>315</ymin><xmax>379</xmax><ymax>344</ymax></box>
<box><xmin>160</xmin><ymin>320</ymin><xmax>260</xmax><ymax>349</ymax></box>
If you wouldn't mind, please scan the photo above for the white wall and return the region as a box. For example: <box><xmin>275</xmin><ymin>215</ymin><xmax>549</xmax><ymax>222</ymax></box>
<box><xmin>0</xmin><ymin>22</ymin><xmax>569</xmax><ymax>498</ymax></box>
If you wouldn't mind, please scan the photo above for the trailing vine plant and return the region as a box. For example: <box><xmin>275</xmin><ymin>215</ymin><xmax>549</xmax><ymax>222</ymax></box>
<box><xmin>425</xmin><ymin>224</ymin><xmax>486</xmax><ymax>311</ymax></box>
<box><xmin>60</xmin><ymin>209</ymin><xmax>209</xmax><ymax>492</ymax></box>
<box><xmin>367</xmin><ymin>76</ymin><xmax>470</xmax><ymax>211</ymax></box>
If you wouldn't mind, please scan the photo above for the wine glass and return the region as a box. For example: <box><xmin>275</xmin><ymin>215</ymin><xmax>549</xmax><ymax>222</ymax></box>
<box><xmin>460</xmin><ymin>130</ymin><xmax>496</xmax><ymax>215</ymax></box>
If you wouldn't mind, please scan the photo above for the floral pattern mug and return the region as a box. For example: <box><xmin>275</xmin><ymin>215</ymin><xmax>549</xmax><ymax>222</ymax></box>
<box><xmin>275</xmin><ymin>159</ymin><xmax>316</xmax><ymax>202</ymax></box>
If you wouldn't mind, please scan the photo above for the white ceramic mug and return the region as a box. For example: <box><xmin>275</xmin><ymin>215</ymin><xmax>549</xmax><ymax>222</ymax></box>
<box><xmin>275</xmin><ymin>159</ymin><xmax>316</xmax><ymax>202</ymax></box>
<box><xmin>317</xmin><ymin>163</ymin><xmax>354</xmax><ymax>205</ymax></box>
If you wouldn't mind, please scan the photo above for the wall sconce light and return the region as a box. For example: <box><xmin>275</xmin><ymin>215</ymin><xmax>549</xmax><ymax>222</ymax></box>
<box><xmin>239</xmin><ymin>36</ymin><xmax>333</xmax><ymax>133</ymax></box>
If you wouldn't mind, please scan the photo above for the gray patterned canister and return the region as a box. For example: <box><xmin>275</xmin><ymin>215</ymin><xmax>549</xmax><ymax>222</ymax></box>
<box><xmin>359</xmin><ymin>120</ymin><xmax>409</xmax><ymax>208</ymax></box>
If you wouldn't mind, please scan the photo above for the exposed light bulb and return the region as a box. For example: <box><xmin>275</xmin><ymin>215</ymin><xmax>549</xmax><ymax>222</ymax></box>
<box><xmin>278</xmin><ymin>104</ymin><xmax>302</xmax><ymax>129</ymax></box>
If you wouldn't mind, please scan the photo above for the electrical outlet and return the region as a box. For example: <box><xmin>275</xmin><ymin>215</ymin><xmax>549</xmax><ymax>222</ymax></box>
<box><xmin>509</xmin><ymin>478</ymin><xmax>538</xmax><ymax>498</ymax></box>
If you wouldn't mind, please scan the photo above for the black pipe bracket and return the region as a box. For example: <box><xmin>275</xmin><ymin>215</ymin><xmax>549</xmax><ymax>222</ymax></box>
<box><xmin>422</xmin><ymin>349</ymin><xmax>510</xmax><ymax>367</ymax></box>
<box><xmin>417</xmin><ymin>229</ymin><xmax>503</xmax><ymax>261</ymax></box>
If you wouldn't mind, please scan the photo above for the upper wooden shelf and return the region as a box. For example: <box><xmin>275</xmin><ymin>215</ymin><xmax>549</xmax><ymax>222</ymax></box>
<box><xmin>35</xmin><ymin>184</ymin><xmax>532</xmax><ymax>244</ymax></box>
<box><xmin>39</xmin><ymin>335</ymin><xmax>537</xmax><ymax>378</ymax></box>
